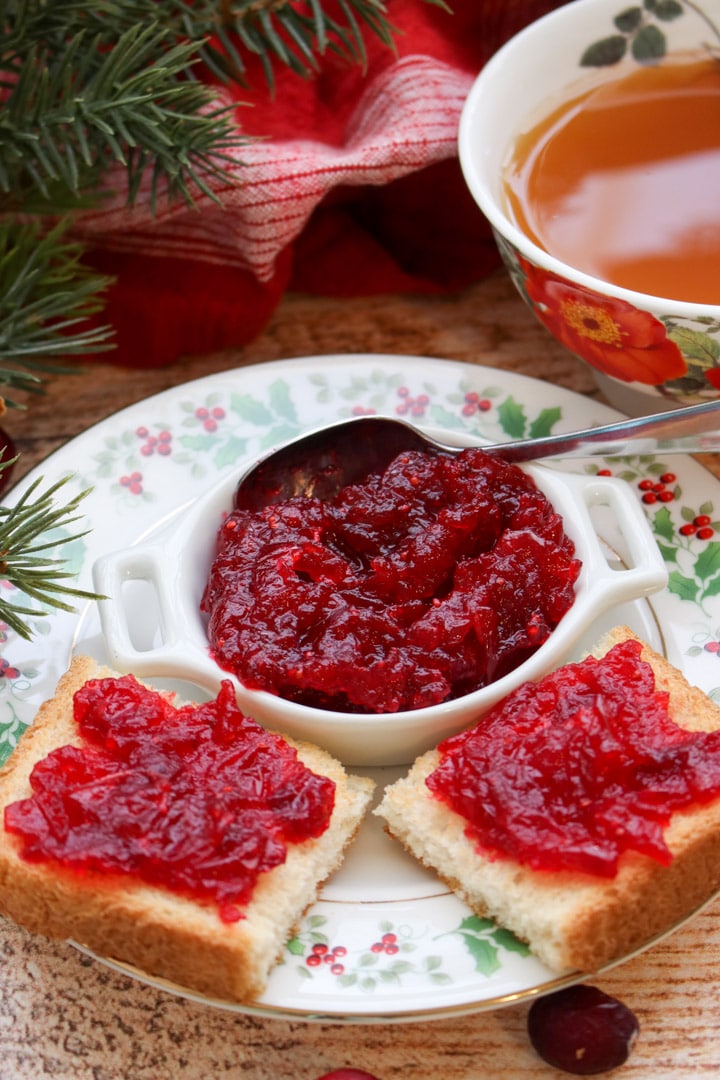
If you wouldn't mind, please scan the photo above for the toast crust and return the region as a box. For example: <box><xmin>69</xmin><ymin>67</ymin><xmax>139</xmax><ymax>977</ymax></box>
<box><xmin>375</xmin><ymin>626</ymin><xmax>720</xmax><ymax>974</ymax></box>
<box><xmin>0</xmin><ymin>656</ymin><xmax>374</xmax><ymax>1002</ymax></box>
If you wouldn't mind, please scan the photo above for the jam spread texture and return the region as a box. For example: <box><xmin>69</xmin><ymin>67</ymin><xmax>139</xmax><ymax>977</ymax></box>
<box><xmin>427</xmin><ymin>639</ymin><xmax>720</xmax><ymax>877</ymax></box>
<box><xmin>4</xmin><ymin>677</ymin><xmax>336</xmax><ymax>921</ymax></box>
<box><xmin>201</xmin><ymin>448</ymin><xmax>581</xmax><ymax>713</ymax></box>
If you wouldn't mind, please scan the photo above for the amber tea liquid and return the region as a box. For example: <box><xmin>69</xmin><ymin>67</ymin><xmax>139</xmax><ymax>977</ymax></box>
<box><xmin>504</xmin><ymin>55</ymin><xmax>720</xmax><ymax>304</ymax></box>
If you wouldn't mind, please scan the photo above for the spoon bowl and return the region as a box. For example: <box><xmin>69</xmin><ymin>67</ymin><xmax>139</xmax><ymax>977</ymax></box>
<box><xmin>234</xmin><ymin>401</ymin><xmax>720</xmax><ymax>511</ymax></box>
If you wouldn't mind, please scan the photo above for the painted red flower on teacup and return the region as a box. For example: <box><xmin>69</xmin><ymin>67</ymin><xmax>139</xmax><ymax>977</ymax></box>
<box><xmin>520</xmin><ymin>262</ymin><xmax>686</xmax><ymax>386</ymax></box>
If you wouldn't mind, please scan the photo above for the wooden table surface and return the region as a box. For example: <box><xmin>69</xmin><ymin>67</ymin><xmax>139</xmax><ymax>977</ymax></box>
<box><xmin>3</xmin><ymin>269</ymin><xmax>720</xmax><ymax>1079</ymax></box>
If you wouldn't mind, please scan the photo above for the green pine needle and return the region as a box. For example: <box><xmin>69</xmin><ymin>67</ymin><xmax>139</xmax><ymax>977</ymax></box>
<box><xmin>0</xmin><ymin>19</ymin><xmax>245</xmax><ymax>214</ymax></box>
<box><xmin>0</xmin><ymin>472</ymin><xmax>102</xmax><ymax>639</ymax></box>
<box><xmin>0</xmin><ymin>219</ymin><xmax>115</xmax><ymax>403</ymax></box>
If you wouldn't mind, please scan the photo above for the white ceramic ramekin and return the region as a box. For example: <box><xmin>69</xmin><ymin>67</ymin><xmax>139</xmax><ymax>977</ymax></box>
<box><xmin>93</xmin><ymin>430</ymin><xmax>667</xmax><ymax>766</ymax></box>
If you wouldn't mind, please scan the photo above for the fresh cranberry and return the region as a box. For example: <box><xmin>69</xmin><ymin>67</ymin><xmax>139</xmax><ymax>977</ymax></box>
<box><xmin>315</xmin><ymin>1072</ymin><xmax>380</xmax><ymax>1080</ymax></box>
<box><xmin>527</xmin><ymin>985</ymin><xmax>639</xmax><ymax>1074</ymax></box>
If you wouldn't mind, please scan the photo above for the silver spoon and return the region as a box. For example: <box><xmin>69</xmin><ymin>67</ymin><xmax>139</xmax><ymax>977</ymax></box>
<box><xmin>234</xmin><ymin>399</ymin><xmax>720</xmax><ymax>510</ymax></box>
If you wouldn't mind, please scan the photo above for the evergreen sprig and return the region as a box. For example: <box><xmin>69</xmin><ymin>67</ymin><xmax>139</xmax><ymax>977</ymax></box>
<box><xmin>1</xmin><ymin>18</ymin><xmax>242</xmax><ymax>214</ymax></box>
<box><xmin>3</xmin><ymin>0</ymin><xmax>434</xmax><ymax>89</ymax></box>
<box><xmin>0</xmin><ymin>219</ymin><xmax>115</xmax><ymax>406</ymax></box>
<box><xmin>0</xmin><ymin>469</ymin><xmax>101</xmax><ymax>639</ymax></box>
<box><xmin>172</xmin><ymin>0</ymin><xmax>403</xmax><ymax>88</ymax></box>
<box><xmin>1</xmin><ymin>1</ymin><xmax>248</xmax><ymax>383</ymax></box>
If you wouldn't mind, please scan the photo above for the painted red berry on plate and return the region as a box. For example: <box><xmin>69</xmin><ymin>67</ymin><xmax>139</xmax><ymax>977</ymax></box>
<box><xmin>527</xmin><ymin>984</ymin><xmax>639</xmax><ymax>1074</ymax></box>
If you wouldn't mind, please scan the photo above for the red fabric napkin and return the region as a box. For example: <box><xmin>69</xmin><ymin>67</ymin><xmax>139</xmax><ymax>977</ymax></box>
<box><xmin>76</xmin><ymin>0</ymin><xmax>563</xmax><ymax>366</ymax></box>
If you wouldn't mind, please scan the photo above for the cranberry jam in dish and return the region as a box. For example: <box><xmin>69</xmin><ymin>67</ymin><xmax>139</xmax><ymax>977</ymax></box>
<box><xmin>201</xmin><ymin>447</ymin><xmax>581</xmax><ymax>714</ymax></box>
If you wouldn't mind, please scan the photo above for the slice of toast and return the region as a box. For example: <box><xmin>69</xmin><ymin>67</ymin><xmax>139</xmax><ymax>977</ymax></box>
<box><xmin>375</xmin><ymin>626</ymin><xmax>720</xmax><ymax>974</ymax></box>
<box><xmin>0</xmin><ymin>655</ymin><xmax>375</xmax><ymax>1002</ymax></box>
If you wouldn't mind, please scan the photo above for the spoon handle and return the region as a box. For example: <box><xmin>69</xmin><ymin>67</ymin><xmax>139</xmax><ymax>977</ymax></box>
<box><xmin>482</xmin><ymin>399</ymin><xmax>720</xmax><ymax>462</ymax></box>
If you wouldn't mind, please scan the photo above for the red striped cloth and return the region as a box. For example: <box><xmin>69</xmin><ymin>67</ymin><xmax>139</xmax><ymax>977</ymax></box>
<box><xmin>77</xmin><ymin>0</ymin><xmax>562</xmax><ymax>366</ymax></box>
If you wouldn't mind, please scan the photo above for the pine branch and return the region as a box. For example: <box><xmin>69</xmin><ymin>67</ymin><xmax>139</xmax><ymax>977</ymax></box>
<box><xmin>3</xmin><ymin>1</ymin><xmax>420</xmax><ymax>88</ymax></box>
<box><xmin>0</xmin><ymin>471</ymin><xmax>101</xmax><ymax>639</ymax></box>
<box><xmin>183</xmin><ymin>0</ymin><xmax>402</xmax><ymax>87</ymax></box>
<box><xmin>0</xmin><ymin>17</ymin><xmax>244</xmax><ymax>215</ymax></box>
<box><xmin>200</xmin><ymin>0</ymin><xmax>450</xmax><ymax>87</ymax></box>
<box><xmin>0</xmin><ymin>219</ymin><xmax>115</xmax><ymax>405</ymax></box>
<box><xmin>0</xmin><ymin>2</ymin><xmax>247</xmax><ymax>391</ymax></box>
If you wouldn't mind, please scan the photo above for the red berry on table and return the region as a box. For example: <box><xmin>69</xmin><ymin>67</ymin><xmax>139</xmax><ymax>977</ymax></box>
<box><xmin>527</xmin><ymin>985</ymin><xmax>639</xmax><ymax>1074</ymax></box>
<box><xmin>315</xmin><ymin>1072</ymin><xmax>380</xmax><ymax>1080</ymax></box>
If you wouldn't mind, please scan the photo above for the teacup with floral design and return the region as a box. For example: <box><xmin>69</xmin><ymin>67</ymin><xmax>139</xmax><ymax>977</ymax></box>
<box><xmin>458</xmin><ymin>0</ymin><xmax>720</xmax><ymax>415</ymax></box>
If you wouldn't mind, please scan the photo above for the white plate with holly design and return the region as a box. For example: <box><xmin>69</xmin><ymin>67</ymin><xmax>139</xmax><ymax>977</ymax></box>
<box><xmin>3</xmin><ymin>354</ymin><xmax>719</xmax><ymax>1023</ymax></box>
